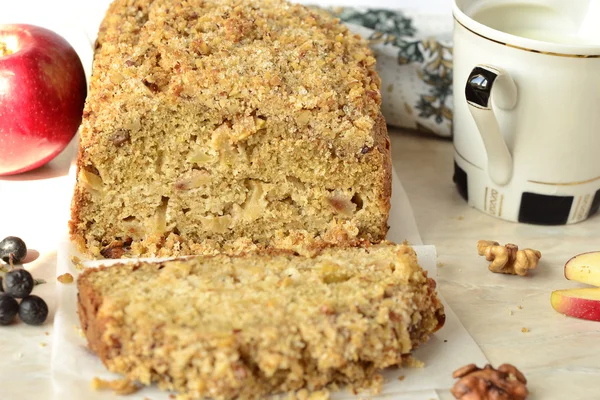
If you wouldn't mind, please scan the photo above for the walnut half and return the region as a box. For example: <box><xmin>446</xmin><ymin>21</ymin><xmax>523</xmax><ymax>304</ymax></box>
<box><xmin>451</xmin><ymin>363</ymin><xmax>528</xmax><ymax>400</ymax></box>
<box><xmin>477</xmin><ymin>240</ymin><xmax>541</xmax><ymax>276</ymax></box>
<box><xmin>100</xmin><ymin>239</ymin><xmax>132</xmax><ymax>259</ymax></box>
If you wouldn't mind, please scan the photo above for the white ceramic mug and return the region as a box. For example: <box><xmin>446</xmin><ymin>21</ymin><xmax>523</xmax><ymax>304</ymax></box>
<box><xmin>452</xmin><ymin>0</ymin><xmax>600</xmax><ymax>224</ymax></box>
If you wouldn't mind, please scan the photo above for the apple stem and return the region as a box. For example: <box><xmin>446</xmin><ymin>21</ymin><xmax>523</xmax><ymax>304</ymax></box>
<box><xmin>0</xmin><ymin>41</ymin><xmax>12</xmax><ymax>57</ymax></box>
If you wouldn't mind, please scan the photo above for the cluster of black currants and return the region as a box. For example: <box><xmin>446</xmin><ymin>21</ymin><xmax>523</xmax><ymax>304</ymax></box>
<box><xmin>0</xmin><ymin>237</ymin><xmax>48</xmax><ymax>326</ymax></box>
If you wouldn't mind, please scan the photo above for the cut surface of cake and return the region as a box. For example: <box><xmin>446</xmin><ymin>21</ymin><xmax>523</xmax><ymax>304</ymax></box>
<box><xmin>69</xmin><ymin>0</ymin><xmax>391</xmax><ymax>258</ymax></box>
<box><xmin>77</xmin><ymin>243</ymin><xmax>445</xmax><ymax>399</ymax></box>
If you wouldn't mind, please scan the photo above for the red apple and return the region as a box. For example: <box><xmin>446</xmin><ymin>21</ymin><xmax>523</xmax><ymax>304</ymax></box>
<box><xmin>551</xmin><ymin>288</ymin><xmax>600</xmax><ymax>322</ymax></box>
<box><xmin>564</xmin><ymin>251</ymin><xmax>600</xmax><ymax>287</ymax></box>
<box><xmin>0</xmin><ymin>24</ymin><xmax>86</xmax><ymax>176</ymax></box>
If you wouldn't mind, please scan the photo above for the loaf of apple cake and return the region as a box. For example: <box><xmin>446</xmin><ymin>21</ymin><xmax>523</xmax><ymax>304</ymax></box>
<box><xmin>69</xmin><ymin>0</ymin><xmax>391</xmax><ymax>258</ymax></box>
<box><xmin>78</xmin><ymin>243</ymin><xmax>445</xmax><ymax>399</ymax></box>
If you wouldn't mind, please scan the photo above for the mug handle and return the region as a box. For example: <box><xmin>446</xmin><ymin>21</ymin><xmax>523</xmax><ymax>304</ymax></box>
<box><xmin>465</xmin><ymin>65</ymin><xmax>518</xmax><ymax>186</ymax></box>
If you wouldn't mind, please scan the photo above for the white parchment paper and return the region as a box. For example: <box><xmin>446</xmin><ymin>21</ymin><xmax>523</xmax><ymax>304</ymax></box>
<box><xmin>52</xmin><ymin>167</ymin><xmax>488</xmax><ymax>400</ymax></box>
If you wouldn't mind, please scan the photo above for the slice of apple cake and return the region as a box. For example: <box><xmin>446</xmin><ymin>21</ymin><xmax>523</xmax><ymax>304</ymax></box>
<box><xmin>78</xmin><ymin>243</ymin><xmax>445</xmax><ymax>399</ymax></box>
<box><xmin>69</xmin><ymin>0</ymin><xmax>391</xmax><ymax>258</ymax></box>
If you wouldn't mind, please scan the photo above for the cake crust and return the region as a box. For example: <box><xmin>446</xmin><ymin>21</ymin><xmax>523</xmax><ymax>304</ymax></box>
<box><xmin>69</xmin><ymin>0</ymin><xmax>392</xmax><ymax>258</ymax></box>
<box><xmin>77</xmin><ymin>243</ymin><xmax>444</xmax><ymax>399</ymax></box>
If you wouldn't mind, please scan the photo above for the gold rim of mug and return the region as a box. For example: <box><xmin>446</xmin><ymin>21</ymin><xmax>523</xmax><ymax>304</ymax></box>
<box><xmin>528</xmin><ymin>176</ymin><xmax>600</xmax><ymax>186</ymax></box>
<box><xmin>454</xmin><ymin>16</ymin><xmax>600</xmax><ymax>59</ymax></box>
<box><xmin>455</xmin><ymin>148</ymin><xmax>600</xmax><ymax>186</ymax></box>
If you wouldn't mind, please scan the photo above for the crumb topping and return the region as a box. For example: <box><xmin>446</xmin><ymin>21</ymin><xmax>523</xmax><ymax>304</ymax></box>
<box><xmin>78</xmin><ymin>244</ymin><xmax>444</xmax><ymax>399</ymax></box>
<box><xmin>84</xmin><ymin>0</ymin><xmax>381</xmax><ymax>153</ymax></box>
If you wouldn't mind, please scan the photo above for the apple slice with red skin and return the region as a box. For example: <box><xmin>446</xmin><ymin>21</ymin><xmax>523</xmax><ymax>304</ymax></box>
<box><xmin>0</xmin><ymin>24</ymin><xmax>87</xmax><ymax>176</ymax></box>
<box><xmin>551</xmin><ymin>288</ymin><xmax>600</xmax><ymax>322</ymax></box>
<box><xmin>564</xmin><ymin>252</ymin><xmax>600</xmax><ymax>287</ymax></box>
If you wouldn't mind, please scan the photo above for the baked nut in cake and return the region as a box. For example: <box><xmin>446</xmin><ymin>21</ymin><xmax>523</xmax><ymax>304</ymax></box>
<box><xmin>69</xmin><ymin>0</ymin><xmax>391</xmax><ymax>258</ymax></box>
<box><xmin>77</xmin><ymin>243</ymin><xmax>445</xmax><ymax>399</ymax></box>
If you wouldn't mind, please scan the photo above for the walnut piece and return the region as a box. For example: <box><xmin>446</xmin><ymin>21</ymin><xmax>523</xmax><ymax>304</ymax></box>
<box><xmin>451</xmin><ymin>363</ymin><xmax>528</xmax><ymax>400</ymax></box>
<box><xmin>100</xmin><ymin>239</ymin><xmax>132</xmax><ymax>259</ymax></box>
<box><xmin>109</xmin><ymin>129</ymin><xmax>130</xmax><ymax>146</ymax></box>
<box><xmin>477</xmin><ymin>240</ymin><xmax>541</xmax><ymax>276</ymax></box>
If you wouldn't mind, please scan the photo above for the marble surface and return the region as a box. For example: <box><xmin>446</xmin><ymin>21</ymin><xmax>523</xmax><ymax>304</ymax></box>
<box><xmin>2</xmin><ymin>131</ymin><xmax>600</xmax><ymax>399</ymax></box>
<box><xmin>0</xmin><ymin>140</ymin><xmax>75</xmax><ymax>400</ymax></box>
<box><xmin>391</xmin><ymin>133</ymin><xmax>600</xmax><ymax>400</ymax></box>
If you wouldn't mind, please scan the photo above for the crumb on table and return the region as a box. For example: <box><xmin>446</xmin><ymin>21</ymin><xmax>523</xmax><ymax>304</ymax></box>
<box><xmin>73</xmin><ymin>325</ymin><xmax>85</xmax><ymax>338</ymax></box>
<box><xmin>57</xmin><ymin>273</ymin><xmax>74</xmax><ymax>284</ymax></box>
<box><xmin>71</xmin><ymin>256</ymin><xmax>85</xmax><ymax>271</ymax></box>
<box><xmin>91</xmin><ymin>377</ymin><xmax>141</xmax><ymax>395</ymax></box>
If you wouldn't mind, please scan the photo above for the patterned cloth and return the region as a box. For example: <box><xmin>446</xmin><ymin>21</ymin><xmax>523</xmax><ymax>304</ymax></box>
<box><xmin>327</xmin><ymin>8</ymin><xmax>454</xmax><ymax>138</ymax></box>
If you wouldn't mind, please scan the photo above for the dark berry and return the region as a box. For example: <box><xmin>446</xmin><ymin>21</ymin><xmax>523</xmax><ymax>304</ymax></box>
<box><xmin>0</xmin><ymin>294</ymin><xmax>19</xmax><ymax>325</ymax></box>
<box><xmin>19</xmin><ymin>295</ymin><xmax>48</xmax><ymax>326</ymax></box>
<box><xmin>0</xmin><ymin>236</ymin><xmax>27</xmax><ymax>264</ymax></box>
<box><xmin>3</xmin><ymin>269</ymin><xmax>34</xmax><ymax>298</ymax></box>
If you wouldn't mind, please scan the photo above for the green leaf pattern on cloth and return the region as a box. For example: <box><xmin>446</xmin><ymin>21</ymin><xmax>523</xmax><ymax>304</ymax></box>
<box><xmin>329</xmin><ymin>8</ymin><xmax>454</xmax><ymax>137</ymax></box>
<box><xmin>415</xmin><ymin>39</ymin><xmax>453</xmax><ymax>126</ymax></box>
<box><xmin>335</xmin><ymin>9</ymin><xmax>418</xmax><ymax>37</ymax></box>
